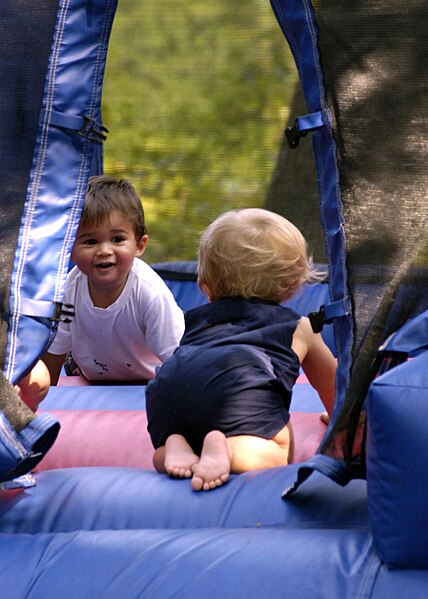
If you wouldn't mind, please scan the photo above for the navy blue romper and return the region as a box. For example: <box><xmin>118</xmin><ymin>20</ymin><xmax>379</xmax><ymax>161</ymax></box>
<box><xmin>146</xmin><ymin>297</ymin><xmax>301</xmax><ymax>454</ymax></box>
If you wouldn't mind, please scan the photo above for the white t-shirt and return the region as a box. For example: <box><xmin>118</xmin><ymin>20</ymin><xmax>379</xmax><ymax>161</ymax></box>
<box><xmin>49</xmin><ymin>259</ymin><xmax>185</xmax><ymax>381</ymax></box>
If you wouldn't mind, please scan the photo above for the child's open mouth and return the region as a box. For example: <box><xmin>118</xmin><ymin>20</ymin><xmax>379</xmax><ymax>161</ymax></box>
<box><xmin>97</xmin><ymin>262</ymin><xmax>114</xmax><ymax>269</ymax></box>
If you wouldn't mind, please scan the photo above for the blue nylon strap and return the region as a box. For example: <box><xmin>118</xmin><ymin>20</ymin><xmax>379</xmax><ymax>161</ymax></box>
<box><xmin>48</xmin><ymin>110</ymin><xmax>86</xmax><ymax>131</ymax></box>
<box><xmin>296</xmin><ymin>110</ymin><xmax>324</xmax><ymax>132</ymax></box>
<box><xmin>19</xmin><ymin>298</ymin><xmax>75</xmax><ymax>323</ymax></box>
<box><xmin>286</xmin><ymin>110</ymin><xmax>326</xmax><ymax>148</ymax></box>
<box><xmin>309</xmin><ymin>297</ymin><xmax>352</xmax><ymax>333</ymax></box>
<box><xmin>48</xmin><ymin>109</ymin><xmax>108</xmax><ymax>144</ymax></box>
<box><xmin>270</xmin><ymin>0</ymin><xmax>354</xmax><ymax>488</ymax></box>
<box><xmin>323</xmin><ymin>297</ymin><xmax>351</xmax><ymax>321</ymax></box>
<box><xmin>19</xmin><ymin>298</ymin><xmax>57</xmax><ymax>319</ymax></box>
<box><xmin>282</xmin><ymin>454</ymin><xmax>354</xmax><ymax>498</ymax></box>
<box><xmin>270</xmin><ymin>0</ymin><xmax>353</xmax><ymax>407</ymax></box>
<box><xmin>0</xmin><ymin>411</ymin><xmax>60</xmax><ymax>483</ymax></box>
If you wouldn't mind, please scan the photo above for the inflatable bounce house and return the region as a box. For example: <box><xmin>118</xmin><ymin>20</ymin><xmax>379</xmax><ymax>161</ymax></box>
<box><xmin>1</xmin><ymin>1</ymin><xmax>427</xmax><ymax>597</ymax></box>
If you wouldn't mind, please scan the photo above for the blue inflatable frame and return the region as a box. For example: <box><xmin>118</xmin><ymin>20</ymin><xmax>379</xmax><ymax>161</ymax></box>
<box><xmin>1</xmin><ymin>0</ymin><xmax>428</xmax><ymax>597</ymax></box>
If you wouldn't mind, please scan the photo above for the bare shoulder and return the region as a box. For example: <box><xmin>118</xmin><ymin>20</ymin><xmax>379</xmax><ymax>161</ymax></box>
<box><xmin>291</xmin><ymin>316</ymin><xmax>319</xmax><ymax>362</ymax></box>
<box><xmin>293</xmin><ymin>316</ymin><xmax>335</xmax><ymax>361</ymax></box>
<box><xmin>293</xmin><ymin>315</ymin><xmax>315</xmax><ymax>340</ymax></box>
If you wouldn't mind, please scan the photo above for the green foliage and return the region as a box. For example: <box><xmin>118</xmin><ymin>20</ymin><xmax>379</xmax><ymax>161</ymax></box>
<box><xmin>102</xmin><ymin>0</ymin><xmax>297</xmax><ymax>262</ymax></box>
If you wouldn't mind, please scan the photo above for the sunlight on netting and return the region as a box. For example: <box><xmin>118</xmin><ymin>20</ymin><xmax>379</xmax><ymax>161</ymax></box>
<box><xmin>102</xmin><ymin>0</ymin><xmax>297</xmax><ymax>262</ymax></box>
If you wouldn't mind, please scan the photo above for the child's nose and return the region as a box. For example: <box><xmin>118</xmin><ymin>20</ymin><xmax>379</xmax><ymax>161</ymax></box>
<box><xmin>97</xmin><ymin>241</ymin><xmax>113</xmax><ymax>255</ymax></box>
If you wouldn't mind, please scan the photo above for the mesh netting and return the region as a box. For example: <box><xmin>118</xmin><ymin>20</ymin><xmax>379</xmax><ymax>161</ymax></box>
<box><xmin>102</xmin><ymin>0</ymin><xmax>298</xmax><ymax>263</ymax></box>
<box><xmin>266</xmin><ymin>84</ymin><xmax>326</xmax><ymax>263</ymax></box>
<box><xmin>0</xmin><ymin>1</ymin><xmax>58</xmax><ymax>370</ymax></box>
<box><xmin>313</xmin><ymin>1</ymin><xmax>428</xmax><ymax>474</ymax></box>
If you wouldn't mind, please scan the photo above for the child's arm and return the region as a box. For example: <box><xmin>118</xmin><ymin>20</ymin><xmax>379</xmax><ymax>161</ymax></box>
<box><xmin>16</xmin><ymin>359</ymin><xmax>51</xmax><ymax>411</ymax></box>
<box><xmin>292</xmin><ymin>316</ymin><xmax>336</xmax><ymax>418</ymax></box>
<box><xmin>41</xmin><ymin>352</ymin><xmax>66</xmax><ymax>386</ymax></box>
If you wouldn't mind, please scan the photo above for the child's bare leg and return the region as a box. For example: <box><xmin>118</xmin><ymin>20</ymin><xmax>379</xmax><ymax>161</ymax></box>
<box><xmin>191</xmin><ymin>430</ymin><xmax>231</xmax><ymax>491</ymax></box>
<box><xmin>159</xmin><ymin>434</ymin><xmax>200</xmax><ymax>478</ymax></box>
<box><xmin>227</xmin><ymin>422</ymin><xmax>293</xmax><ymax>473</ymax></box>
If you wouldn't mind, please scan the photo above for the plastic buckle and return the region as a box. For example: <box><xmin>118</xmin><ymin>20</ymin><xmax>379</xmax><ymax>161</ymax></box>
<box><xmin>308</xmin><ymin>305</ymin><xmax>330</xmax><ymax>333</ymax></box>
<box><xmin>285</xmin><ymin>121</ymin><xmax>307</xmax><ymax>149</ymax></box>
<box><xmin>77</xmin><ymin>116</ymin><xmax>109</xmax><ymax>145</ymax></box>
<box><xmin>50</xmin><ymin>302</ymin><xmax>75</xmax><ymax>324</ymax></box>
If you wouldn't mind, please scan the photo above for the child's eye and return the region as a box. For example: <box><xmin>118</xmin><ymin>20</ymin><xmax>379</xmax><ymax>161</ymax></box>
<box><xmin>112</xmin><ymin>235</ymin><xmax>125</xmax><ymax>243</ymax></box>
<box><xmin>83</xmin><ymin>239</ymin><xmax>97</xmax><ymax>246</ymax></box>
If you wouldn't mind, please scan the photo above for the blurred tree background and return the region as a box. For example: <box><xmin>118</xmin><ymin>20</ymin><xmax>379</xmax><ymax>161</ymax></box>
<box><xmin>102</xmin><ymin>0</ymin><xmax>299</xmax><ymax>263</ymax></box>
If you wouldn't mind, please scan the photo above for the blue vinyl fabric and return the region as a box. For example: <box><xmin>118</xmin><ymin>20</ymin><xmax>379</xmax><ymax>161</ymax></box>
<box><xmin>2</xmin><ymin>528</ymin><xmax>428</xmax><ymax>599</ymax></box>
<box><xmin>5</xmin><ymin>0</ymin><xmax>117</xmax><ymax>385</ymax></box>
<box><xmin>366</xmin><ymin>350</ymin><xmax>428</xmax><ymax>569</ymax></box>
<box><xmin>40</xmin><ymin>382</ymin><xmax>324</xmax><ymax>413</ymax></box>
<box><xmin>381</xmin><ymin>310</ymin><xmax>428</xmax><ymax>357</ymax></box>
<box><xmin>0</xmin><ymin>0</ymin><xmax>117</xmax><ymax>482</ymax></box>
<box><xmin>0</xmin><ymin>528</ymin><xmax>378</xmax><ymax>599</ymax></box>
<box><xmin>0</xmin><ymin>291</ymin><xmax>427</xmax><ymax>595</ymax></box>
<box><xmin>0</xmin><ymin>465</ymin><xmax>426</xmax><ymax>598</ymax></box>
<box><xmin>0</xmin><ymin>466</ymin><xmax>369</xmax><ymax>534</ymax></box>
<box><xmin>152</xmin><ymin>261</ymin><xmax>336</xmax><ymax>355</ymax></box>
<box><xmin>0</xmin><ymin>465</ymin><xmax>381</xmax><ymax>598</ymax></box>
<box><xmin>1</xmin><ymin>2</ymin><xmax>428</xmax><ymax>596</ymax></box>
<box><xmin>0</xmin><ymin>412</ymin><xmax>59</xmax><ymax>482</ymax></box>
<box><xmin>269</xmin><ymin>0</ymin><xmax>352</xmax><ymax>407</ymax></box>
<box><xmin>269</xmin><ymin>0</ymin><xmax>353</xmax><ymax>487</ymax></box>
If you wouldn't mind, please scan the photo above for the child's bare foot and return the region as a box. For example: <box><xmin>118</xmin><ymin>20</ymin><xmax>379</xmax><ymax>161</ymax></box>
<box><xmin>164</xmin><ymin>434</ymin><xmax>199</xmax><ymax>478</ymax></box>
<box><xmin>191</xmin><ymin>430</ymin><xmax>230</xmax><ymax>491</ymax></box>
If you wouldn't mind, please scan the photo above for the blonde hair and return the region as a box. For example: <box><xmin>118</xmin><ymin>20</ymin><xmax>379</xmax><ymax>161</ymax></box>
<box><xmin>80</xmin><ymin>175</ymin><xmax>147</xmax><ymax>241</ymax></box>
<box><xmin>198</xmin><ymin>208</ymin><xmax>316</xmax><ymax>303</ymax></box>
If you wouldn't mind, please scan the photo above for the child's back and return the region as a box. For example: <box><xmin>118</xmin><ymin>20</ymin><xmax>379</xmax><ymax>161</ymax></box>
<box><xmin>147</xmin><ymin>297</ymin><xmax>301</xmax><ymax>454</ymax></box>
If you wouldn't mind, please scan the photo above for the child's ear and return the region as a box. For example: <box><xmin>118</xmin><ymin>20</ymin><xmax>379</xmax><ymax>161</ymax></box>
<box><xmin>135</xmin><ymin>234</ymin><xmax>148</xmax><ymax>257</ymax></box>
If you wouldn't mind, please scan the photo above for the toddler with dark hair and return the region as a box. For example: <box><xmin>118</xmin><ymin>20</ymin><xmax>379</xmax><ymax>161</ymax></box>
<box><xmin>43</xmin><ymin>175</ymin><xmax>184</xmax><ymax>385</ymax></box>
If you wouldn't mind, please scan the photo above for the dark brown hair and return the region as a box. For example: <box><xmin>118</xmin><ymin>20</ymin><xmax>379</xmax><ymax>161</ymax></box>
<box><xmin>80</xmin><ymin>175</ymin><xmax>147</xmax><ymax>240</ymax></box>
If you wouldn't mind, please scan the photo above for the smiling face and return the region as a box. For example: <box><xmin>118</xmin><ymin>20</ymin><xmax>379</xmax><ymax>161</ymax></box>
<box><xmin>71</xmin><ymin>210</ymin><xmax>148</xmax><ymax>307</ymax></box>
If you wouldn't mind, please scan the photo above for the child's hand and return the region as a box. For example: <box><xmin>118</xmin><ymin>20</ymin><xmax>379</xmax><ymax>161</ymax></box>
<box><xmin>320</xmin><ymin>411</ymin><xmax>330</xmax><ymax>426</ymax></box>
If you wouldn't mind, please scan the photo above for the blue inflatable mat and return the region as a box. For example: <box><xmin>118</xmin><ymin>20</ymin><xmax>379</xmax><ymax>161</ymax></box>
<box><xmin>40</xmin><ymin>379</ymin><xmax>324</xmax><ymax>413</ymax></box>
<box><xmin>0</xmin><ymin>528</ymin><xmax>376</xmax><ymax>599</ymax></box>
<box><xmin>0</xmin><ymin>465</ymin><xmax>368</xmax><ymax>534</ymax></box>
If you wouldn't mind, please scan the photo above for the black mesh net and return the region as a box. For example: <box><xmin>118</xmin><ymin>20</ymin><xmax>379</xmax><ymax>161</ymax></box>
<box><xmin>312</xmin><ymin>0</ymin><xmax>428</xmax><ymax>475</ymax></box>
<box><xmin>0</xmin><ymin>1</ymin><xmax>58</xmax><ymax>426</ymax></box>
<box><xmin>266</xmin><ymin>84</ymin><xmax>326</xmax><ymax>263</ymax></box>
<box><xmin>0</xmin><ymin>0</ymin><xmax>59</xmax><ymax>370</ymax></box>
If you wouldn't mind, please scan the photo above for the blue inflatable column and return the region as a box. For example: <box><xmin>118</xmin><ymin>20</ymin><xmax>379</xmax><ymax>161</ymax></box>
<box><xmin>0</xmin><ymin>0</ymin><xmax>118</xmax><ymax>482</ymax></box>
<box><xmin>270</xmin><ymin>0</ymin><xmax>355</xmax><ymax>488</ymax></box>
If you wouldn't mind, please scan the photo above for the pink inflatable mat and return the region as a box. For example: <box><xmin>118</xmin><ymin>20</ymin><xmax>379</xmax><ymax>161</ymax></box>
<box><xmin>35</xmin><ymin>376</ymin><xmax>327</xmax><ymax>471</ymax></box>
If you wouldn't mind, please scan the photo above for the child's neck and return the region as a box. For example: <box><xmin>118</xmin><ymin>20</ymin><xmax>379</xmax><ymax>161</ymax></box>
<box><xmin>88</xmin><ymin>276</ymin><xmax>128</xmax><ymax>308</ymax></box>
